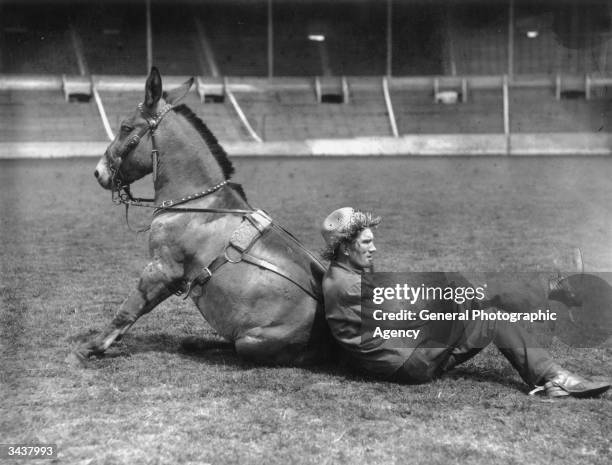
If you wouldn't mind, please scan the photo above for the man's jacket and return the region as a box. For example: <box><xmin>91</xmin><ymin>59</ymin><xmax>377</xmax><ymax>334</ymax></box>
<box><xmin>322</xmin><ymin>261</ymin><xmax>414</xmax><ymax>377</ymax></box>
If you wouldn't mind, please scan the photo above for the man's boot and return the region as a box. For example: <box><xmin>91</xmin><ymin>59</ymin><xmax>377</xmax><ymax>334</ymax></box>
<box><xmin>530</xmin><ymin>369</ymin><xmax>611</xmax><ymax>398</ymax></box>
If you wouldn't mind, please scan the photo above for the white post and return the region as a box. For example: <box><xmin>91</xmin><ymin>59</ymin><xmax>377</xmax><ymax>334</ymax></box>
<box><xmin>92</xmin><ymin>80</ymin><xmax>115</xmax><ymax>141</ymax></box>
<box><xmin>193</xmin><ymin>17</ymin><xmax>220</xmax><ymax>77</ymax></box>
<box><xmin>445</xmin><ymin>5</ymin><xmax>457</xmax><ymax>76</ymax></box>
<box><xmin>508</xmin><ymin>0</ymin><xmax>514</xmax><ymax>79</ymax></box>
<box><xmin>318</xmin><ymin>42</ymin><xmax>332</xmax><ymax>76</ymax></box>
<box><xmin>314</xmin><ymin>76</ymin><xmax>322</xmax><ymax>103</ymax></box>
<box><xmin>225</xmin><ymin>78</ymin><xmax>263</xmax><ymax>142</ymax></box>
<box><xmin>386</xmin><ymin>0</ymin><xmax>393</xmax><ymax>77</ymax></box>
<box><xmin>69</xmin><ymin>24</ymin><xmax>88</xmax><ymax>76</ymax></box>
<box><xmin>342</xmin><ymin>76</ymin><xmax>350</xmax><ymax>104</ymax></box>
<box><xmin>268</xmin><ymin>0</ymin><xmax>274</xmax><ymax>78</ymax></box>
<box><xmin>585</xmin><ymin>74</ymin><xmax>591</xmax><ymax>100</ymax></box>
<box><xmin>382</xmin><ymin>76</ymin><xmax>398</xmax><ymax>137</ymax></box>
<box><xmin>503</xmin><ymin>74</ymin><xmax>510</xmax><ymax>155</ymax></box>
<box><xmin>433</xmin><ymin>77</ymin><xmax>439</xmax><ymax>102</ymax></box>
<box><xmin>461</xmin><ymin>78</ymin><xmax>468</xmax><ymax>103</ymax></box>
<box><xmin>146</xmin><ymin>0</ymin><xmax>153</xmax><ymax>72</ymax></box>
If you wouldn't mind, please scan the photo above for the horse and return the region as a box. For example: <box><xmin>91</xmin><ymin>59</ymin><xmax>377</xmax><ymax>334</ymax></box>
<box><xmin>68</xmin><ymin>67</ymin><xmax>333</xmax><ymax>366</ymax></box>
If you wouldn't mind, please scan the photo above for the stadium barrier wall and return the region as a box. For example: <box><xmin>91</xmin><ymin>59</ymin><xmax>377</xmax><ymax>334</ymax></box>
<box><xmin>2</xmin><ymin>133</ymin><xmax>611</xmax><ymax>159</ymax></box>
<box><xmin>3</xmin><ymin>73</ymin><xmax>610</xmax><ymax>96</ymax></box>
<box><xmin>1</xmin><ymin>74</ymin><xmax>610</xmax><ymax>158</ymax></box>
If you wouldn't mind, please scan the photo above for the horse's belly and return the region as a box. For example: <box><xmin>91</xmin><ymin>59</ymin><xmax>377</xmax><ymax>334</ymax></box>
<box><xmin>192</xmin><ymin>261</ymin><xmax>319</xmax><ymax>342</ymax></box>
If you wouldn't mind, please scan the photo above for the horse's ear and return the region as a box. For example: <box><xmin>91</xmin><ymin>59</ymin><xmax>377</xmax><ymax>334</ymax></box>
<box><xmin>165</xmin><ymin>77</ymin><xmax>195</xmax><ymax>105</ymax></box>
<box><xmin>144</xmin><ymin>67</ymin><xmax>163</xmax><ymax>108</ymax></box>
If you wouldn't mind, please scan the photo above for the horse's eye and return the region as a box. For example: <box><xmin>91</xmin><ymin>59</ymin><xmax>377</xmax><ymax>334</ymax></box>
<box><xmin>121</xmin><ymin>124</ymin><xmax>133</xmax><ymax>133</ymax></box>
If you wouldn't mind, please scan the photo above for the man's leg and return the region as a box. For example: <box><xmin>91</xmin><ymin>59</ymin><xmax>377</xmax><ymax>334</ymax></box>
<box><xmin>442</xmin><ymin>308</ymin><xmax>558</xmax><ymax>386</ymax></box>
<box><xmin>394</xmin><ymin>307</ymin><xmax>610</xmax><ymax>396</ymax></box>
<box><xmin>390</xmin><ymin>314</ymin><xmax>555</xmax><ymax>385</ymax></box>
<box><xmin>443</xmin><ymin>307</ymin><xmax>610</xmax><ymax>396</ymax></box>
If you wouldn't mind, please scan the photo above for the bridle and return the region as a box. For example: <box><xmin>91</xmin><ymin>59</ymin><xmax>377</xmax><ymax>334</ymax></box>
<box><xmin>109</xmin><ymin>101</ymin><xmax>174</xmax><ymax>204</ymax></box>
<box><xmin>108</xmin><ymin>101</ymin><xmax>252</xmax><ymax>231</ymax></box>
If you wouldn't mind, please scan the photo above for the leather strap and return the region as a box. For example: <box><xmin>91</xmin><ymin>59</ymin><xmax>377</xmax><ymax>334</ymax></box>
<box><xmin>183</xmin><ymin>210</ymin><xmax>319</xmax><ymax>301</ymax></box>
<box><xmin>183</xmin><ymin>255</ymin><xmax>229</xmax><ymax>299</ymax></box>
<box><xmin>184</xmin><ymin>251</ymin><xmax>318</xmax><ymax>301</ymax></box>
<box><xmin>241</xmin><ymin>253</ymin><xmax>318</xmax><ymax>300</ymax></box>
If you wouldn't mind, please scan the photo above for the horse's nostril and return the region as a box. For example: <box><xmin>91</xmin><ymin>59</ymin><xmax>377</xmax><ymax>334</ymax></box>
<box><xmin>94</xmin><ymin>170</ymin><xmax>99</xmax><ymax>178</ymax></box>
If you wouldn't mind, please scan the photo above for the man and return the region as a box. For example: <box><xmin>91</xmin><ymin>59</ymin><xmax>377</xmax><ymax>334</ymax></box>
<box><xmin>320</xmin><ymin>207</ymin><xmax>610</xmax><ymax>397</ymax></box>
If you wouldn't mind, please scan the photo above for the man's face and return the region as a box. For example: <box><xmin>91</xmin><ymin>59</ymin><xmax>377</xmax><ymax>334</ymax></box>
<box><xmin>346</xmin><ymin>228</ymin><xmax>376</xmax><ymax>269</ymax></box>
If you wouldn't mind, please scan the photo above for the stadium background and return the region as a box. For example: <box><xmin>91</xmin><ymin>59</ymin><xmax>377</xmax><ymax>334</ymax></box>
<box><xmin>1</xmin><ymin>0</ymin><xmax>611</xmax><ymax>156</ymax></box>
<box><xmin>2</xmin><ymin>2</ymin><xmax>612</xmax><ymax>464</ymax></box>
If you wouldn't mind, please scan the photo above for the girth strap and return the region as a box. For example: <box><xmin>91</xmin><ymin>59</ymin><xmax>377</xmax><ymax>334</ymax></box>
<box><xmin>184</xmin><ymin>252</ymin><xmax>318</xmax><ymax>301</ymax></box>
<box><xmin>241</xmin><ymin>253</ymin><xmax>318</xmax><ymax>300</ymax></box>
<box><xmin>183</xmin><ymin>210</ymin><xmax>319</xmax><ymax>301</ymax></box>
<box><xmin>183</xmin><ymin>255</ymin><xmax>228</xmax><ymax>299</ymax></box>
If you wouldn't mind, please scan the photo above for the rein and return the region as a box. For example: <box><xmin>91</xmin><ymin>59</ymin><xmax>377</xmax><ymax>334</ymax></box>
<box><xmin>110</xmin><ymin>101</ymin><xmax>252</xmax><ymax>231</ymax></box>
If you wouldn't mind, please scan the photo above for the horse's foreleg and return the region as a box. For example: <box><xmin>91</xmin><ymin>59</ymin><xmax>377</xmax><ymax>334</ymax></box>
<box><xmin>70</xmin><ymin>261</ymin><xmax>181</xmax><ymax>364</ymax></box>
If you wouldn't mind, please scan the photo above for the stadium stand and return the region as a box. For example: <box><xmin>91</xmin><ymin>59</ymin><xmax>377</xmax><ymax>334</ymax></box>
<box><xmin>0</xmin><ymin>90</ymin><xmax>105</xmax><ymax>142</ymax></box>
<box><xmin>194</xmin><ymin>2</ymin><xmax>268</xmax><ymax>76</ymax></box>
<box><xmin>2</xmin><ymin>4</ymin><xmax>77</xmax><ymax>74</ymax></box>
<box><xmin>75</xmin><ymin>4</ymin><xmax>148</xmax><ymax>75</ymax></box>
<box><xmin>95</xmin><ymin>91</ymin><xmax>146</xmax><ymax>132</ymax></box>
<box><xmin>93</xmin><ymin>88</ymin><xmax>249</xmax><ymax>143</ymax></box>
<box><xmin>390</xmin><ymin>4</ymin><xmax>444</xmax><ymax>76</ymax></box>
<box><xmin>272</xmin><ymin>1</ymin><xmax>388</xmax><ymax>76</ymax></box>
<box><xmin>229</xmin><ymin>76</ymin><xmax>394</xmax><ymax>140</ymax></box>
<box><xmin>0</xmin><ymin>0</ymin><xmax>610</xmax><ymax>156</ymax></box>
<box><xmin>150</xmin><ymin>5</ymin><xmax>204</xmax><ymax>76</ymax></box>
<box><xmin>510</xmin><ymin>87</ymin><xmax>610</xmax><ymax>133</ymax></box>
<box><xmin>446</xmin><ymin>5</ymin><xmax>509</xmax><ymax>76</ymax></box>
<box><xmin>181</xmin><ymin>91</ymin><xmax>250</xmax><ymax>143</ymax></box>
<box><xmin>447</xmin><ymin>2</ymin><xmax>612</xmax><ymax>76</ymax></box>
<box><xmin>393</xmin><ymin>88</ymin><xmax>504</xmax><ymax>134</ymax></box>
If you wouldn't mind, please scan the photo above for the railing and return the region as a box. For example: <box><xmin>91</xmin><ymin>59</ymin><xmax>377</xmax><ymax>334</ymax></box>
<box><xmin>1</xmin><ymin>73</ymin><xmax>610</xmax><ymax>157</ymax></box>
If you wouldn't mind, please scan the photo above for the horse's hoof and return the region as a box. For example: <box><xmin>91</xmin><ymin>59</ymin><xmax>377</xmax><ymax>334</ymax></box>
<box><xmin>64</xmin><ymin>350</ymin><xmax>89</xmax><ymax>368</ymax></box>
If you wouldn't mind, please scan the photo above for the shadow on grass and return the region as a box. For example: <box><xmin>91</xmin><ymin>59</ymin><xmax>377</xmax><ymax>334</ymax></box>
<box><xmin>69</xmin><ymin>330</ymin><xmax>535</xmax><ymax>392</ymax></box>
<box><xmin>444</xmin><ymin>366</ymin><xmax>527</xmax><ymax>392</ymax></box>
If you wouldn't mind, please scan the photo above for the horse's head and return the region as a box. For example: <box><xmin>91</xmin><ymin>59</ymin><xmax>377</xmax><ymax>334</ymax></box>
<box><xmin>94</xmin><ymin>67</ymin><xmax>194</xmax><ymax>190</ymax></box>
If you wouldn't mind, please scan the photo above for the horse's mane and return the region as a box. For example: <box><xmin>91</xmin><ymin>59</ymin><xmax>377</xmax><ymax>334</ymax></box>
<box><xmin>171</xmin><ymin>103</ymin><xmax>247</xmax><ymax>202</ymax></box>
<box><xmin>172</xmin><ymin>103</ymin><xmax>235</xmax><ymax>180</ymax></box>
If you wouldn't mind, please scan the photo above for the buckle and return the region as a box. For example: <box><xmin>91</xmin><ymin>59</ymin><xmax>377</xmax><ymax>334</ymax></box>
<box><xmin>182</xmin><ymin>267</ymin><xmax>214</xmax><ymax>300</ymax></box>
<box><xmin>201</xmin><ymin>267</ymin><xmax>212</xmax><ymax>281</ymax></box>
<box><xmin>161</xmin><ymin>199</ymin><xmax>173</xmax><ymax>208</ymax></box>
<box><xmin>224</xmin><ymin>246</ymin><xmax>243</xmax><ymax>263</ymax></box>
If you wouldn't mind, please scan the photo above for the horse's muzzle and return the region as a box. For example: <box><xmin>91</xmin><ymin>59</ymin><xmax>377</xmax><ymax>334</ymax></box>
<box><xmin>95</xmin><ymin>156</ymin><xmax>114</xmax><ymax>189</ymax></box>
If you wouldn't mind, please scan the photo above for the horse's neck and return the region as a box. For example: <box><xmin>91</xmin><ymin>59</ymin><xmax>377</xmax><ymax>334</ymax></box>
<box><xmin>153</xmin><ymin>119</ymin><xmax>225</xmax><ymax>202</ymax></box>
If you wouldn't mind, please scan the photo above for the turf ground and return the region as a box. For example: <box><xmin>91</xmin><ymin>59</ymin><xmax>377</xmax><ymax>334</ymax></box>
<box><xmin>1</xmin><ymin>156</ymin><xmax>611</xmax><ymax>465</ymax></box>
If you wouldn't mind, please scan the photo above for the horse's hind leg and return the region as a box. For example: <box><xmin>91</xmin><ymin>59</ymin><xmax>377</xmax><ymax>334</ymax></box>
<box><xmin>67</xmin><ymin>260</ymin><xmax>181</xmax><ymax>366</ymax></box>
<box><xmin>234</xmin><ymin>328</ymin><xmax>312</xmax><ymax>366</ymax></box>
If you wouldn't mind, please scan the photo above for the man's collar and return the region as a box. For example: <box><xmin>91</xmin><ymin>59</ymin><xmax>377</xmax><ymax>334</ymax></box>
<box><xmin>331</xmin><ymin>260</ymin><xmax>370</xmax><ymax>275</ymax></box>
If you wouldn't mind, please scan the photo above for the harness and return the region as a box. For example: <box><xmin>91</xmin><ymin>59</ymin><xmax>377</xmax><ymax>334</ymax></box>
<box><xmin>109</xmin><ymin>101</ymin><xmax>324</xmax><ymax>302</ymax></box>
<box><xmin>183</xmin><ymin>209</ymin><xmax>320</xmax><ymax>301</ymax></box>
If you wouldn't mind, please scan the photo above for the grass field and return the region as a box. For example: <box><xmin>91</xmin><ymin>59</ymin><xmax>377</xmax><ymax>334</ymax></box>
<box><xmin>1</xmin><ymin>156</ymin><xmax>611</xmax><ymax>465</ymax></box>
